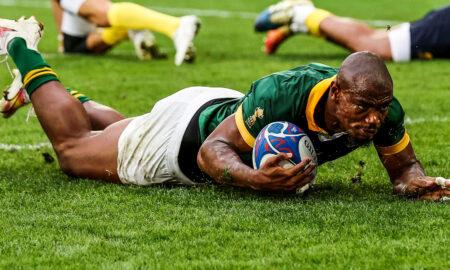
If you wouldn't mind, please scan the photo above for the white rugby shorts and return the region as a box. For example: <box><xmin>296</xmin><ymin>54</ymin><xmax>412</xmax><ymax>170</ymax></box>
<box><xmin>117</xmin><ymin>87</ymin><xmax>244</xmax><ymax>186</ymax></box>
<box><xmin>61</xmin><ymin>11</ymin><xmax>95</xmax><ymax>37</ymax></box>
<box><xmin>60</xmin><ymin>0</ymin><xmax>86</xmax><ymax>14</ymax></box>
<box><xmin>60</xmin><ymin>0</ymin><xmax>94</xmax><ymax>37</ymax></box>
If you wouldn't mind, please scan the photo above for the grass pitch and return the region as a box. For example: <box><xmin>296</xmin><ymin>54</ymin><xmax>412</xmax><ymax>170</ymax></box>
<box><xmin>0</xmin><ymin>0</ymin><xmax>449</xmax><ymax>269</ymax></box>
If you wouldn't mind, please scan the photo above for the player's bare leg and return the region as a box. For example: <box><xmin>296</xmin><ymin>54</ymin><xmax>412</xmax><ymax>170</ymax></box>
<box><xmin>83</xmin><ymin>101</ymin><xmax>125</xmax><ymax>130</ymax></box>
<box><xmin>1</xmin><ymin>18</ymin><xmax>131</xmax><ymax>182</ymax></box>
<box><xmin>50</xmin><ymin>0</ymin><xmax>64</xmax><ymax>52</ymax></box>
<box><xmin>51</xmin><ymin>0</ymin><xmax>63</xmax><ymax>33</ymax></box>
<box><xmin>77</xmin><ymin>0</ymin><xmax>112</xmax><ymax>27</ymax></box>
<box><xmin>85</xmin><ymin>31</ymin><xmax>113</xmax><ymax>54</ymax></box>
<box><xmin>29</xmin><ymin>80</ymin><xmax>131</xmax><ymax>182</ymax></box>
<box><xmin>81</xmin><ymin>28</ymin><xmax>167</xmax><ymax>60</ymax></box>
<box><xmin>256</xmin><ymin>1</ymin><xmax>392</xmax><ymax>60</ymax></box>
<box><xmin>65</xmin><ymin>89</ymin><xmax>125</xmax><ymax>130</ymax></box>
<box><xmin>78</xmin><ymin>0</ymin><xmax>181</xmax><ymax>36</ymax></box>
<box><xmin>77</xmin><ymin>0</ymin><xmax>200</xmax><ymax>65</ymax></box>
<box><xmin>318</xmin><ymin>17</ymin><xmax>392</xmax><ymax>60</ymax></box>
<box><xmin>1</xmin><ymin>73</ymin><xmax>125</xmax><ymax>130</ymax></box>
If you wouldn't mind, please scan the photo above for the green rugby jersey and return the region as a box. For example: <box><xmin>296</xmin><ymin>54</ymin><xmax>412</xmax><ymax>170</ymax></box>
<box><xmin>198</xmin><ymin>63</ymin><xmax>410</xmax><ymax>165</ymax></box>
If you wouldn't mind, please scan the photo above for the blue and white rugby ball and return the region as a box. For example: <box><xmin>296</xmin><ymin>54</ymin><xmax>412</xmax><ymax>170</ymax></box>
<box><xmin>252</xmin><ymin>122</ymin><xmax>317</xmax><ymax>173</ymax></box>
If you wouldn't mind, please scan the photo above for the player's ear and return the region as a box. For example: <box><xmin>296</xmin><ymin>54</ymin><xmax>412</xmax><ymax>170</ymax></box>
<box><xmin>329</xmin><ymin>80</ymin><xmax>340</xmax><ymax>100</ymax></box>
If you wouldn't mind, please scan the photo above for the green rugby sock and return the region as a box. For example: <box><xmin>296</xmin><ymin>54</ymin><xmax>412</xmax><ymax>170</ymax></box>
<box><xmin>66</xmin><ymin>88</ymin><xmax>91</xmax><ymax>103</ymax></box>
<box><xmin>7</xmin><ymin>37</ymin><xmax>59</xmax><ymax>96</ymax></box>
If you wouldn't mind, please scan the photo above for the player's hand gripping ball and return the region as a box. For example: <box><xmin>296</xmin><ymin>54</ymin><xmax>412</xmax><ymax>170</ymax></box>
<box><xmin>252</xmin><ymin>121</ymin><xmax>318</xmax><ymax>175</ymax></box>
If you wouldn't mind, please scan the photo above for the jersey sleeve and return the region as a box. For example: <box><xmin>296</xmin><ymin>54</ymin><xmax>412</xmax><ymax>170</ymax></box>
<box><xmin>235</xmin><ymin>76</ymin><xmax>294</xmax><ymax>147</ymax></box>
<box><xmin>373</xmin><ymin>97</ymin><xmax>410</xmax><ymax>155</ymax></box>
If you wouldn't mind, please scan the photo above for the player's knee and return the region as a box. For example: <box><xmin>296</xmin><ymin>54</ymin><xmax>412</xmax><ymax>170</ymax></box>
<box><xmin>59</xmin><ymin>159</ymin><xmax>76</xmax><ymax>177</ymax></box>
<box><xmin>88</xmin><ymin>13</ymin><xmax>110</xmax><ymax>27</ymax></box>
<box><xmin>78</xmin><ymin>0</ymin><xmax>111</xmax><ymax>26</ymax></box>
<box><xmin>54</xmin><ymin>141</ymin><xmax>80</xmax><ymax>177</ymax></box>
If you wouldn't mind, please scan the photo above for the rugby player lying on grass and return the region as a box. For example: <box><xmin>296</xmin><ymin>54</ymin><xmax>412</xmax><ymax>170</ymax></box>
<box><xmin>51</xmin><ymin>0</ymin><xmax>200</xmax><ymax>65</ymax></box>
<box><xmin>255</xmin><ymin>0</ymin><xmax>450</xmax><ymax>62</ymax></box>
<box><xmin>0</xmin><ymin>17</ymin><xmax>448</xmax><ymax>201</ymax></box>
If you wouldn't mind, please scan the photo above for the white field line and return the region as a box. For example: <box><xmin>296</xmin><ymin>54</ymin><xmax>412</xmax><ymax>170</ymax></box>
<box><xmin>0</xmin><ymin>142</ymin><xmax>51</xmax><ymax>151</ymax></box>
<box><xmin>404</xmin><ymin>116</ymin><xmax>450</xmax><ymax>125</ymax></box>
<box><xmin>0</xmin><ymin>117</ymin><xmax>447</xmax><ymax>152</ymax></box>
<box><xmin>0</xmin><ymin>0</ymin><xmax>400</xmax><ymax>26</ymax></box>
<box><xmin>42</xmin><ymin>52</ymin><xmax>64</xmax><ymax>59</ymax></box>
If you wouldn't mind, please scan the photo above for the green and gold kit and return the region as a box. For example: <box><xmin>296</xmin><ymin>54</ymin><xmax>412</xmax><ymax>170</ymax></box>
<box><xmin>198</xmin><ymin>63</ymin><xmax>410</xmax><ymax>165</ymax></box>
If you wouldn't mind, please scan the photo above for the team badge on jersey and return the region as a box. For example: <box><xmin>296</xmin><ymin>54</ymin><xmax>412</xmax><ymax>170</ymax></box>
<box><xmin>245</xmin><ymin>107</ymin><xmax>264</xmax><ymax>128</ymax></box>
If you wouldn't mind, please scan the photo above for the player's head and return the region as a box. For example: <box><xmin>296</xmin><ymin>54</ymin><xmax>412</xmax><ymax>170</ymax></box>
<box><xmin>330</xmin><ymin>51</ymin><xmax>393</xmax><ymax>142</ymax></box>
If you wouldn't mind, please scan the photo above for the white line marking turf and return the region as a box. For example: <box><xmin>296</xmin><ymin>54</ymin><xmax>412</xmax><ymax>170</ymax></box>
<box><xmin>0</xmin><ymin>142</ymin><xmax>51</xmax><ymax>151</ymax></box>
<box><xmin>404</xmin><ymin>116</ymin><xmax>450</xmax><ymax>124</ymax></box>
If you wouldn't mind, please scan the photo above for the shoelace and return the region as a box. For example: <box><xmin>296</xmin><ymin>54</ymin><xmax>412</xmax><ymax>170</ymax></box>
<box><xmin>0</xmin><ymin>55</ymin><xmax>14</xmax><ymax>78</ymax></box>
<box><xmin>1</xmin><ymin>55</ymin><xmax>35</xmax><ymax>121</ymax></box>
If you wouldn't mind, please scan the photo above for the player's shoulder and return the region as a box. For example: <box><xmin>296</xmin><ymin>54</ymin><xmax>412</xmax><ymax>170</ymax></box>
<box><xmin>385</xmin><ymin>96</ymin><xmax>405</xmax><ymax>125</ymax></box>
<box><xmin>247</xmin><ymin>63</ymin><xmax>338</xmax><ymax>104</ymax></box>
<box><xmin>375</xmin><ymin>96</ymin><xmax>406</xmax><ymax>147</ymax></box>
<box><xmin>272</xmin><ymin>63</ymin><xmax>337</xmax><ymax>78</ymax></box>
<box><xmin>305</xmin><ymin>62</ymin><xmax>339</xmax><ymax>75</ymax></box>
<box><xmin>255</xmin><ymin>63</ymin><xmax>337</xmax><ymax>87</ymax></box>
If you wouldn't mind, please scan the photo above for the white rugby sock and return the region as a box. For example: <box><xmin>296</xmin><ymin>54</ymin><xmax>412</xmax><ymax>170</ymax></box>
<box><xmin>388</xmin><ymin>23</ymin><xmax>411</xmax><ymax>62</ymax></box>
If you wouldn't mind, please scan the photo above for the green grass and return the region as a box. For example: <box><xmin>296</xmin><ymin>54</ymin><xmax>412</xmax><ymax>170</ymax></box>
<box><xmin>0</xmin><ymin>0</ymin><xmax>449</xmax><ymax>269</ymax></box>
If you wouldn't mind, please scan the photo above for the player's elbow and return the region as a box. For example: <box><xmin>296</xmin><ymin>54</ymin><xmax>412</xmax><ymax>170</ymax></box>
<box><xmin>197</xmin><ymin>141</ymin><xmax>211</xmax><ymax>173</ymax></box>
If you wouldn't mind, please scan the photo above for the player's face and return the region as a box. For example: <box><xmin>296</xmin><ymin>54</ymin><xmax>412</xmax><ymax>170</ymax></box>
<box><xmin>335</xmin><ymin>90</ymin><xmax>392</xmax><ymax>142</ymax></box>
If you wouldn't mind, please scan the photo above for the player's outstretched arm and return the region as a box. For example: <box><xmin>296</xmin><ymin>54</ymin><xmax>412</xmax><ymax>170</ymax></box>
<box><xmin>378</xmin><ymin>143</ymin><xmax>450</xmax><ymax>201</ymax></box>
<box><xmin>197</xmin><ymin>115</ymin><xmax>316</xmax><ymax>192</ymax></box>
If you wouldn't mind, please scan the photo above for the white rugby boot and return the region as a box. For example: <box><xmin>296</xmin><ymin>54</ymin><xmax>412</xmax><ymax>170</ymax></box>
<box><xmin>255</xmin><ymin>0</ymin><xmax>313</xmax><ymax>32</ymax></box>
<box><xmin>0</xmin><ymin>69</ymin><xmax>30</xmax><ymax>118</ymax></box>
<box><xmin>128</xmin><ymin>30</ymin><xmax>167</xmax><ymax>60</ymax></box>
<box><xmin>172</xmin><ymin>15</ymin><xmax>201</xmax><ymax>66</ymax></box>
<box><xmin>0</xmin><ymin>16</ymin><xmax>43</xmax><ymax>55</ymax></box>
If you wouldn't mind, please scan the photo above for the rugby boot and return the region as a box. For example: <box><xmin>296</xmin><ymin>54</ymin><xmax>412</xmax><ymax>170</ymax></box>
<box><xmin>128</xmin><ymin>30</ymin><xmax>167</xmax><ymax>60</ymax></box>
<box><xmin>264</xmin><ymin>25</ymin><xmax>294</xmax><ymax>54</ymax></box>
<box><xmin>0</xmin><ymin>69</ymin><xmax>30</xmax><ymax>118</ymax></box>
<box><xmin>0</xmin><ymin>16</ymin><xmax>43</xmax><ymax>55</ymax></box>
<box><xmin>254</xmin><ymin>0</ymin><xmax>313</xmax><ymax>32</ymax></box>
<box><xmin>173</xmin><ymin>15</ymin><xmax>201</xmax><ymax>66</ymax></box>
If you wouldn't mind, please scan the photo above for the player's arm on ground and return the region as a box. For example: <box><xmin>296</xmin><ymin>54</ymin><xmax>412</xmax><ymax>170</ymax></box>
<box><xmin>374</xmin><ymin>98</ymin><xmax>449</xmax><ymax>201</ymax></box>
<box><xmin>377</xmin><ymin>138</ymin><xmax>450</xmax><ymax>201</ymax></box>
<box><xmin>197</xmin><ymin>115</ymin><xmax>316</xmax><ymax>192</ymax></box>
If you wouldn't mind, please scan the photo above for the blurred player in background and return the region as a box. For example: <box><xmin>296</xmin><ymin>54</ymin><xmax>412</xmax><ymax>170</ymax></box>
<box><xmin>255</xmin><ymin>0</ymin><xmax>450</xmax><ymax>62</ymax></box>
<box><xmin>51</xmin><ymin>0</ymin><xmax>200</xmax><ymax>65</ymax></box>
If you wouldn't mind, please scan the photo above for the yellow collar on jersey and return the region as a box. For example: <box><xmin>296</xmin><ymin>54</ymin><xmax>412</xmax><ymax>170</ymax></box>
<box><xmin>305</xmin><ymin>75</ymin><xmax>336</xmax><ymax>134</ymax></box>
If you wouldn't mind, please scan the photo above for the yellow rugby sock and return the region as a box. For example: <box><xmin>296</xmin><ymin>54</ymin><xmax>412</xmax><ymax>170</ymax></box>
<box><xmin>305</xmin><ymin>9</ymin><xmax>332</xmax><ymax>37</ymax></box>
<box><xmin>66</xmin><ymin>88</ymin><xmax>90</xmax><ymax>103</ymax></box>
<box><xmin>101</xmin><ymin>27</ymin><xmax>128</xmax><ymax>46</ymax></box>
<box><xmin>107</xmin><ymin>2</ymin><xmax>180</xmax><ymax>38</ymax></box>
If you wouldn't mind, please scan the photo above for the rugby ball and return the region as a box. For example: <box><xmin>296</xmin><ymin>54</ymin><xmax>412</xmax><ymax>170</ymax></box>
<box><xmin>252</xmin><ymin>122</ymin><xmax>317</xmax><ymax>173</ymax></box>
